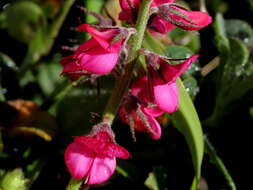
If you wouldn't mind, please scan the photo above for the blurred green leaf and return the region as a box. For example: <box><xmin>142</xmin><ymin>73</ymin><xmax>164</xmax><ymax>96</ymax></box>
<box><xmin>84</xmin><ymin>0</ymin><xmax>104</xmax><ymax>23</ymax></box>
<box><xmin>37</xmin><ymin>56</ymin><xmax>64</xmax><ymax>96</ymax></box>
<box><xmin>171</xmin><ymin>79</ymin><xmax>204</xmax><ymax>188</ymax></box>
<box><xmin>182</xmin><ymin>77</ymin><xmax>199</xmax><ymax>100</ymax></box>
<box><xmin>5</xmin><ymin>1</ymin><xmax>46</xmax><ymax>43</ymax></box>
<box><xmin>0</xmin><ymin>168</ymin><xmax>29</xmax><ymax>190</ymax></box>
<box><xmin>145</xmin><ymin>172</ymin><xmax>159</xmax><ymax>190</ymax></box>
<box><xmin>19</xmin><ymin>0</ymin><xmax>75</xmax><ymax>78</ymax></box>
<box><xmin>250</xmin><ymin>107</ymin><xmax>253</xmax><ymax>118</ymax></box>
<box><xmin>0</xmin><ymin>52</ymin><xmax>19</xmax><ymax>100</ymax></box>
<box><xmin>144</xmin><ymin>167</ymin><xmax>167</xmax><ymax>190</ymax></box>
<box><xmin>225</xmin><ymin>19</ymin><xmax>253</xmax><ymax>47</ymax></box>
<box><xmin>169</xmin><ymin>28</ymin><xmax>201</xmax><ymax>52</ymax></box>
<box><xmin>208</xmin><ymin>13</ymin><xmax>252</xmax><ymax>126</ymax></box>
<box><xmin>66</xmin><ymin>178</ymin><xmax>82</xmax><ymax>190</ymax></box>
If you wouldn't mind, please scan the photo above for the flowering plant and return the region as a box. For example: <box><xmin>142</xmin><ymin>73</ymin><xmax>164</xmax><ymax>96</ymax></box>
<box><xmin>1</xmin><ymin>0</ymin><xmax>250</xmax><ymax>190</ymax></box>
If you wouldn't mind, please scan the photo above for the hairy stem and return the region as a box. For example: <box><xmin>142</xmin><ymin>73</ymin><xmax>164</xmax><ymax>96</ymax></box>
<box><xmin>102</xmin><ymin>0</ymin><xmax>153</xmax><ymax>125</ymax></box>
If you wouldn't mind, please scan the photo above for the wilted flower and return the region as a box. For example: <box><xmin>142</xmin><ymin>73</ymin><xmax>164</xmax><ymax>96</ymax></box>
<box><xmin>64</xmin><ymin>124</ymin><xmax>130</xmax><ymax>184</ymax></box>
<box><xmin>60</xmin><ymin>24</ymin><xmax>124</xmax><ymax>79</ymax></box>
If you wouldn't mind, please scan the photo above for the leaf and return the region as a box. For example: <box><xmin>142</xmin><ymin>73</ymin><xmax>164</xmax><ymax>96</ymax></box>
<box><xmin>144</xmin><ymin>167</ymin><xmax>167</xmax><ymax>190</ymax></box>
<box><xmin>145</xmin><ymin>172</ymin><xmax>159</xmax><ymax>190</ymax></box>
<box><xmin>4</xmin><ymin>1</ymin><xmax>45</xmax><ymax>43</ymax></box>
<box><xmin>171</xmin><ymin>79</ymin><xmax>204</xmax><ymax>188</ymax></box>
<box><xmin>0</xmin><ymin>168</ymin><xmax>29</xmax><ymax>190</ymax></box>
<box><xmin>169</xmin><ymin>28</ymin><xmax>201</xmax><ymax>52</ymax></box>
<box><xmin>225</xmin><ymin>19</ymin><xmax>253</xmax><ymax>47</ymax></box>
<box><xmin>85</xmin><ymin>0</ymin><xmax>104</xmax><ymax>24</ymax></box>
<box><xmin>37</xmin><ymin>55</ymin><xmax>64</xmax><ymax>96</ymax></box>
<box><xmin>66</xmin><ymin>178</ymin><xmax>82</xmax><ymax>190</ymax></box>
<box><xmin>182</xmin><ymin>77</ymin><xmax>199</xmax><ymax>100</ymax></box>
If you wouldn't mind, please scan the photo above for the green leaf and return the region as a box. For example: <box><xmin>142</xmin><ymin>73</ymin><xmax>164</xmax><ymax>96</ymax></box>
<box><xmin>145</xmin><ymin>172</ymin><xmax>159</xmax><ymax>190</ymax></box>
<box><xmin>225</xmin><ymin>19</ymin><xmax>253</xmax><ymax>47</ymax></box>
<box><xmin>37</xmin><ymin>55</ymin><xmax>64</xmax><ymax>96</ymax></box>
<box><xmin>4</xmin><ymin>1</ymin><xmax>45</xmax><ymax>43</ymax></box>
<box><xmin>169</xmin><ymin>28</ymin><xmax>201</xmax><ymax>52</ymax></box>
<box><xmin>84</xmin><ymin>0</ymin><xmax>104</xmax><ymax>23</ymax></box>
<box><xmin>182</xmin><ymin>77</ymin><xmax>199</xmax><ymax>100</ymax></box>
<box><xmin>66</xmin><ymin>178</ymin><xmax>82</xmax><ymax>190</ymax></box>
<box><xmin>144</xmin><ymin>167</ymin><xmax>167</xmax><ymax>190</ymax></box>
<box><xmin>0</xmin><ymin>168</ymin><xmax>29</xmax><ymax>190</ymax></box>
<box><xmin>171</xmin><ymin>79</ymin><xmax>204</xmax><ymax>188</ymax></box>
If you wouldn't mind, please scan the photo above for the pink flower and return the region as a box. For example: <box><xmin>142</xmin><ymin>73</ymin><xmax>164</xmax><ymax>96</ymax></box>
<box><xmin>119</xmin><ymin>0</ymin><xmax>211</xmax><ymax>34</ymax></box>
<box><xmin>148</xmin><ymin>54</ymin><xmax>199</xmax><ymax>112</ymax></box>
<box><xmin>119</xmin><ymin>54</ymin><xmax>199</xmax><ymax>139</ymax></box>
<box><xmin>64</xmin><ymin>124</ymin><xmax>130</xmax><ymax>184</ymax></box>
<box><xmin>157</xmin><ymin>4</ymin><xmax>212</xmax><ymax>31</ymax></box>
<box><xmin>119</xmin><ymin>95</ymin><xmax>162</xmax><ymax>140</ymax></box>
<box><xmin>60</xmin><ymin>24</ymin><xmax>124</xmax><ymax>79</ymax></box>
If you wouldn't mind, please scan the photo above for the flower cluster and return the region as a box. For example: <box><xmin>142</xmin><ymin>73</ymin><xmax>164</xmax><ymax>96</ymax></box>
<box><xmin>61</xmin><ymin>0</ymin><xmax>211</xmax><ymax>186</ymax></box>
<box><xmin>119</xmin><ymin>0</ymin><xmax>212</xmax><ymax>34</ymax></box>
<box><xmin>119</xmin><ymin>53</ymin><xmax>199</xmax><ymax>139</ymax></box>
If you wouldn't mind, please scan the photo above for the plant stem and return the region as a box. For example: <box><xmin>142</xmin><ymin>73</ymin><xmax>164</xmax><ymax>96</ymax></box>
<box><xmin>205</xmin><ymin>136</ymin><xmax>237</xmax><ymax>190</ymax></box>
<box><xmin>41</xmin><ymin>77</ymin><xmax>85</xmax><ymax>111</ymax></box>
<box><xmin>102</xmin><ymin>0</ymin><xmax>153</xmax><ymax>125</ymax></box>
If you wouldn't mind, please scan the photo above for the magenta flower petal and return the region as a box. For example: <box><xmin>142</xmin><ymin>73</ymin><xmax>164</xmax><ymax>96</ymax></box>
<box><xmin>149</xmin><ymin>16</ymin><xmax>175</xmax><ymax>34</ymax></box>
<box><xmin>76</xmin><ymin>135</ymin><xmax>130</xmax><ymax>159</ymax></box>
<box><xmin>76</xmin><ymin>24</ymin><xmax>120</xmax><ymax>50</ymax></box>
<box><xmin>87</xmin><ymin>157</ymin><xmax>116</xmax><ymax>185</ymax></box>
<box><xmin>119</xmin><ymin>0</ymin><xmax>140</xmax><ymax>24</ymax></box>
<box><xmin>143</xmin><ymin>107</ymin><xmax>164</xmax><ymax>117</ymax></box>
<box><xmin>64</xmin><ymin>141</ymin><xmax>94</xmax><ymax>179</ymax></box>
<box><xmin>78</xmin><ymin>47</ymin><xmax>119</xmax><ymax>74</ymax></box>
<box><xmin>161</xmin><ymin>54</ymin><xmax>199</xmax><ymax>83</ymax></box>
<box><xmin>119</xmin><ymin>0</ymin><xmax>140</xmax><ymax>10</ymax></box>
<box><xmin>64</xmin><ymin>128</ymin><xmax>130</xmax><ymax>184</ymax></box>
<box><xmin>131</xmin><ymin>76</ymin><xmax>153</xmax><ymax>103</ymax></box>
<box><xmin>168</xmin><ymin>6</ymin><xmax>212</xmax><ymax>30</ymax></box>
<box><xmin>152</xmin><ymin>0</ymin><xmax>175</xmax><ymax>7</ymax></box>
<box><xmin>153</xmin><ymin>82</ymin><xmax>178</xmax><ymax>113</ymax></box>
<box><xmin>61</xmin><ymin>24</ymin><xmax>123</xmax><ymax>77</ymax></box>
<box><xmin>141</xmin><ymin>107</ymin><xmax>162</xmax><ymax>140</ymax></box>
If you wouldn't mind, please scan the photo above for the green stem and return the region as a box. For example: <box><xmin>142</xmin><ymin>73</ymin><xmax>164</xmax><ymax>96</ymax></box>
<box><xmin>41</xmin><ymin>77</ymin><xmax>85</xmax><ymax>111</ymax></box>
<box><xmin>102</xmin><ymin>0</ymin><xmax>153</xmax><ymax>125</ymax></box>
<box><xmin>205</xmin><ymin>136</ymin><xmax>237</xmax><ymax>190</ymax></box>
